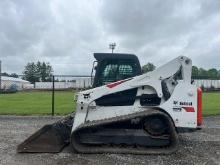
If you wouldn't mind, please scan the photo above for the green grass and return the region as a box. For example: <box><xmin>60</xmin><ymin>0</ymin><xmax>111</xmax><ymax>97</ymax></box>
<box><xmin>0</xmin><ymin>91</ymin><xmax>219</xmax><ymax>116</ymax></box>
<box><xmin>0</xmin><ymin>91</ymin><xmax>75</xmax><ymax>115</ymax></box>
<box><xmin>203</xmin><ymin>92</ymin><xmax>220</xmax><ymax>116</ymax></box>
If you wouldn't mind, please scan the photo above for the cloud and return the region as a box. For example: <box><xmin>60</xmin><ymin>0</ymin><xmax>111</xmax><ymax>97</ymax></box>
<box><xmin>100</xmin><ymin>0</ymin><xmax>220</xmax><ymax>67</ymax></box>
<box><xmin>0</xmin><ymin>0</ymin><xmax>219</xmax><ymax>75</ymax></box>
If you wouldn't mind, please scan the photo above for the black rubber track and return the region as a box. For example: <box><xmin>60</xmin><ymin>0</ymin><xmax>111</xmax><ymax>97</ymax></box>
<box><xmin>71</xmin><ymin>110</ymin><xmax>179</xmax><ymax>154</ymax></box>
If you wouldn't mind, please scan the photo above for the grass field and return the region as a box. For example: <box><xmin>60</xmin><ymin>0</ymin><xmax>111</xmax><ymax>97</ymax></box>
<box><xmin>202</xmin><ymin>92</ymin><xmax>220</xmax><ymax>116</ymax></box>
<box><xmin>0</xmin><ymin>91</ymin><xmax>75</xmax><ymax>115</ymax></box>
<box><xmin>0</xmin><ymin>91</ymin><xmax>219</xmax><ymax>116</ymax></box>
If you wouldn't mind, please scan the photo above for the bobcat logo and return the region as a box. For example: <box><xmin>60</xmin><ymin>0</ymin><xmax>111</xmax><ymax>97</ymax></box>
<box><xmin>173</xmin><ymin>101</ymin><xmax>178</xmax><ymax>105</ymax></box>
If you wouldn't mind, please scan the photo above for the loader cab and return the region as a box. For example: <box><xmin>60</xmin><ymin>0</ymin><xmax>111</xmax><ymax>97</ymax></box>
<box><xmin>92</xmin><ymin>53</ymin><xmax>141</xmax><ymax>88</ymax></box>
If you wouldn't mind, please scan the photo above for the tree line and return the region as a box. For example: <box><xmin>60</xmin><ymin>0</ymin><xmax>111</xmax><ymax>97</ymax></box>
<box><xmin>191</xmin><ymin>66</ymin><xmax>220</xmax><ymax>79</ymax></box>
<box><xmin>1</xmin><ymin>72</ymin><xmax>19</xmax><ymax>78</ymax></box>
<box><xmin>142</xmin><ymin>63</ymin><xmax>220</xmax><ymax>79</ymax></box>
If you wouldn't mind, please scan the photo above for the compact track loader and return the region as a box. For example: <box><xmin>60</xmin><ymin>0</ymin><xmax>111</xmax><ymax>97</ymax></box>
<box><xmin>17</xmin><ymin>54</ymin><xmax>203</xmax><ymax>154</ymax></box>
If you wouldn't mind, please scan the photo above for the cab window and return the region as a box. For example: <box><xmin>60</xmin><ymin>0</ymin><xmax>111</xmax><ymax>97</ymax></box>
<box><xmin>98</xmin><ymin>60</ymin><xmax>134</xmax><ymax>86</ymax></box>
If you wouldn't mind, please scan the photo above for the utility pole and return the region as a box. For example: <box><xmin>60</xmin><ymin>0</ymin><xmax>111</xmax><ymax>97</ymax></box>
<box><xmin>109</xmin><ymin>43</ymin><xmax>116</xmax><ymax>53</ymax></box>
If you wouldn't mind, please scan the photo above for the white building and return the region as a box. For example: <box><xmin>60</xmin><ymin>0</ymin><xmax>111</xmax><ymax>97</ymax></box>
<box><xmin>35</xmin><ymin>78</ymin><xmax>92</xmax><ymax>89</ymax></box>
<box><xmin>194</xmin><ymin>79</ymin><xmax>220</xmax><ymax>89</ymax></box>
<box><xmin>1</xmin><ymin>76</ymin><xmax>32</xmax><ymax>90</ymax></box>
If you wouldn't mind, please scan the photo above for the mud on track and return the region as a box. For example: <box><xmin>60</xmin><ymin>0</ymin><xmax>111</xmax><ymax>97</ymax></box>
<box><xmin>0</xmin><ymin>116</ymin><xmax>219</xmax><ymax>165</ymax></box>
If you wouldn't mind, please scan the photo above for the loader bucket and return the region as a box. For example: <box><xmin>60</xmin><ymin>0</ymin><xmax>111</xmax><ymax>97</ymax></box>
<box><xmin>17</xmin><ymin>114</ymin><xmax>74</xmax><ymax>153</ymax></box>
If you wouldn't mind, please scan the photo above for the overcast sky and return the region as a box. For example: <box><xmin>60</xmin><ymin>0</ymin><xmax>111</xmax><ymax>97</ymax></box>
<box><xmin>0</xmin><ymin>0</ymin><xmax>220</xmax><ymax>75</ymax></box>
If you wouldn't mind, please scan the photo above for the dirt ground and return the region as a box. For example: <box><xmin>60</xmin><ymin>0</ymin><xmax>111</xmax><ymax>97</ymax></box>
<box><xmin>0</xmin><ymin>116</ymin><xmax>219</xmax><ymax>165</ymax></box>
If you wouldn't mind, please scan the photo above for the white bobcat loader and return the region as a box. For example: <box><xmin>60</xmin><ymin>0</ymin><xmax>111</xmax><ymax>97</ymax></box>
<box><xmin>17</xmin><ymin>54</ymin><xmax>203</xmax><ymax>154</ymax></box>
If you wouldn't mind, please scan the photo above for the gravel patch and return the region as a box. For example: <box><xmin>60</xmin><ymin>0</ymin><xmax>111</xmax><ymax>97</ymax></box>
<box><xmin>0</xmin><ymin>116</ymin><xmax>219</xmax><ymax>165</ymax></box>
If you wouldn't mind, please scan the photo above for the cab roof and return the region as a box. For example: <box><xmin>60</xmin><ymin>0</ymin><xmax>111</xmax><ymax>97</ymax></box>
<box><xmin>94</xmin><ymin>53</ymin><xmax>139</xmax><ymax>61</ymax></box>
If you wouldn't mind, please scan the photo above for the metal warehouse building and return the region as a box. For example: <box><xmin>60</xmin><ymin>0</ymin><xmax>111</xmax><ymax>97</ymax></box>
<box><xmin>35</xmin><ymin>78</ymin><xmax>92</xmax><ymax>89</ymax></box>
<box><xmin>194</xmin><ymin>79</ymin><xmax>220</xmax><ymax>89</ymax></box>
<box><xmin>1</xmin><ymin>76</ymin><xmax>32</xmax><ymax>90</ymax></box>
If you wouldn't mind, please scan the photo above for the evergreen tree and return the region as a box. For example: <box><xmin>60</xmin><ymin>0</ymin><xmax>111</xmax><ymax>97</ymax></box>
<box><xmin>23</xmin><ymin>62</ymin><xmax>39</xmax><ymax>83</ymax></box>
<box><xmin>23</xmin><ymin>62</ymin><xmax>53</xmax><ymax>83</ymax></box>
